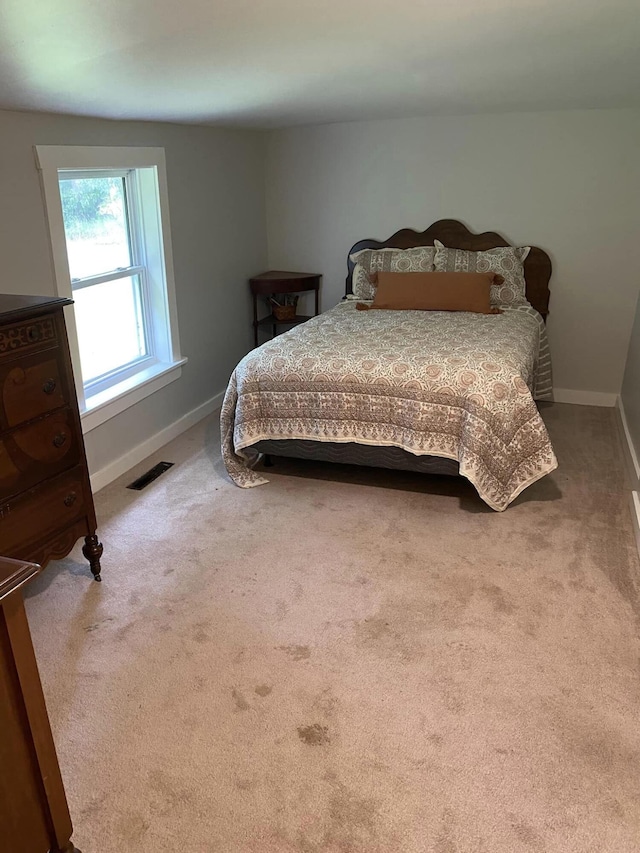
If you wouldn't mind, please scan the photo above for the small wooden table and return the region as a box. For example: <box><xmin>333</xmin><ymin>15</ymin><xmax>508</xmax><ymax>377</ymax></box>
<box><xmin>0</xmin><ymin>556</ymin><xmax>80</xmax><ymax>853</ymax></box>
<box><xmin>250</xmin><ymin>270</ymin><xmax>321</xmax><ymax>347</ymax></box>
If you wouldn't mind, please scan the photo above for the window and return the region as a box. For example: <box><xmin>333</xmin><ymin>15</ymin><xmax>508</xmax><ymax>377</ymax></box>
<box><xmin>36</xmin><ymin>147</ymin><xmax>185</xmax><ymax>433</ymax></box>
<box><xmin>59</xmin><ymin>171</ymin><xmax>150</xmax><ymax>393</ymax></box>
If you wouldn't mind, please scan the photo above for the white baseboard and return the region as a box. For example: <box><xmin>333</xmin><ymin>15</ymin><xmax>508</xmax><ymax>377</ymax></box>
<box><xmin>616</xmin><ymin>395</ymin><xmax>640</xmax><ymax>491</ymax></box>
<box><xmin>629</xmin><ymin>491</ymin><xmax>640</xmax><ymax>559</ymax></box>
<box><xmin>553</xmin><ymin>388</ymin><xmax>617</xmax><ymax>407</ymax></box>
<box><xmin>89</xmin><ymin>390</ymin><xmax>224</xmax><ymax>494</ymax></box>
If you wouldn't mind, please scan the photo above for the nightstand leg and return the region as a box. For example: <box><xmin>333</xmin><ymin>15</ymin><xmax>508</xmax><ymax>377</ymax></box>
<box><xmin>82</xmin><ymin>534</ymin><xmax>103</xmax><ymax>582</ymax></box>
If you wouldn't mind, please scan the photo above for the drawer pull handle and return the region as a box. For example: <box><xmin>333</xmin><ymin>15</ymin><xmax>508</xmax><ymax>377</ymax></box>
<box><xmin>52</xmin><ymin>433</ymin><xmax>67</xmax><ymax>448</ymax></box>
<box><xmin>64</xmin><ymin>492</ymin><xmax>77</xmax><ymax>507</ymax></box>
<box><xmin>42</xmin><ymin>378</ymin><xmax>57</xmax><ymax>395</ymax></box>
<box><xmin>10</xmin><ymin>368</ymin><xmax>26</xmax><ymax>386</ymax></box>
<box><xmin>26</xmin><ymin>326</ymin><xmax>41</xmax><ymax>342</ymax></box>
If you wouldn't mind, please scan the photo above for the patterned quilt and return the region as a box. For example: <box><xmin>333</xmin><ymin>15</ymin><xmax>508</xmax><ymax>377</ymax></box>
<box><xmin>221</xmin><ymin>302</ymin><xmax>557</xmax><ymax>510</ymax></box>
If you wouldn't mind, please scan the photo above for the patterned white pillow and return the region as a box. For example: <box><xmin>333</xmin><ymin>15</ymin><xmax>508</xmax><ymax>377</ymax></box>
<box><xmin>433</xmin><ymin>239</ymin><xmax>530</xmax><ymax>306</ymax></box>
<box><xmin>350</xmin><ymin>246</ymin><xmax>436</xmax><ymax>300</ymax></box>
<box><xmin>351</xmin><ymin>263</ymin><xmax>375</xmax><ymax>301</ymax></box>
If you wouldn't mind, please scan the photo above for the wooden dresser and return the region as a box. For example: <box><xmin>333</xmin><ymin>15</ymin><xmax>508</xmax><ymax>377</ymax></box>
<box><xmin>0</xmin><ymin>295</ymin><xmax>102</xmax><ymax>581</ymax></box>
<box><xmin>0</xmin><ymin>555</ymin><xmax>80</xmax><ymax>852</ymax></box>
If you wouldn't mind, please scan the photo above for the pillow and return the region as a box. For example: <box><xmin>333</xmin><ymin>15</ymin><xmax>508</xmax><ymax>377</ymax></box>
<box><xmin>350</xmin><ymin>246</ymin><xmax>436</xmax><ymax>300</ymax></box>
<box><xmin>433</xmin><ymin>239</ymin><xmax>530</xmax><ymax>305</ymax></box>
<box><xmin>364</xmin><ymin>271</ymin><xmax>501</xmax><ymax>313</ymax></box>
<box><xmin>351</xmin><ymin>262</ymin><xmax>376</xmax><ymax>301</ymax></box>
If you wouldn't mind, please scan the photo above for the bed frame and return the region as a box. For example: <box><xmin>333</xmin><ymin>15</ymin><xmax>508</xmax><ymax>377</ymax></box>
<box><xmin>345</xmin><ymin>219</ymin><xmax>552</xmax><ymax>319</ymax></box>
<box><xmin>257</xmin><ymin>220</ymin><xmax>552</xmax><ymax>481</ymax></box>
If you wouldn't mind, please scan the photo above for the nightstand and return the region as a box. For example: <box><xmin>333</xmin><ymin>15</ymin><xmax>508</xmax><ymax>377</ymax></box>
<box><xmin>250</xmin><ymin>271</ymin><xmax>321</xmax><ymax>347</ymax></box>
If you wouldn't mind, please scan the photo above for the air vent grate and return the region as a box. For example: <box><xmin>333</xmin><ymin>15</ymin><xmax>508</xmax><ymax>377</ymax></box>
<box><xmin>127</xmin><ymin>461</ymin><xmax>174</xmax><ymax>491</ymax></box>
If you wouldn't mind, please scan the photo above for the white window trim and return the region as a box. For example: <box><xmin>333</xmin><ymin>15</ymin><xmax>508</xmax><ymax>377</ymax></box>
<box><xmin>80</xmin><ymin>357</ymin><xmax>187</xmax><ymax>433</ymax></box>
<box><xmin>35</xmin><ymin>145</ymin><xmax>186</xmax><ymax>433</ymax></box>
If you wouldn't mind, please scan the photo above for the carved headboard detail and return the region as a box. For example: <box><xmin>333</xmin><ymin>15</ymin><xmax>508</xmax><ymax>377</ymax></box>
<box><xmin>345</xmin><ymin>219</ymin><xmax>551</xmax><ymax>319</ymax></box>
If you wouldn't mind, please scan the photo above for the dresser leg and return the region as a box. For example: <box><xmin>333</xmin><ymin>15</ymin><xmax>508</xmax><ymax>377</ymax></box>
<box><xmin>82</xmin><ymin>534</ymin><xmax>103</xmax><ymax>582</ymax></box>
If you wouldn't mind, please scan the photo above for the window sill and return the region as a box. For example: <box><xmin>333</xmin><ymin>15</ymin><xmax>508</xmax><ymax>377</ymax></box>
<box><xmin>80</xmin><ymin>357</ymin><xmax>187</xmax><ymax>434</ymax></box>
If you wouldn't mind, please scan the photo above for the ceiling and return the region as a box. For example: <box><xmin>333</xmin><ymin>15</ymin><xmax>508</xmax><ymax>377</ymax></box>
<box><xmin>0</xmin><ymin>0</ymin><xmax>638</xmax><ymax>128</ymax></box>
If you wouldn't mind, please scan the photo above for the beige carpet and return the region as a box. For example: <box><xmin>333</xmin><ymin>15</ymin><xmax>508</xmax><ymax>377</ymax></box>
<box><xmin>25</xmin><ymin>402</ymin><xmax>640</xmax><ymax>853</ymax></box>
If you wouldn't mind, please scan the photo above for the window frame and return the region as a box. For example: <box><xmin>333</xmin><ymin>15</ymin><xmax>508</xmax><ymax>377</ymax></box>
<box><xmin>59</xmin><ymin>167</ymin><xmax>154</xmax><ymax>396</ymax></box>
<box><xmin>35</xmin><ymin>146</ymin><xmax>186</xmax><ymax>434</ymax></box>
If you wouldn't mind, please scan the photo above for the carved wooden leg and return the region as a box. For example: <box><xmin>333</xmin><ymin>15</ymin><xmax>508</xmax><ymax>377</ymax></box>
<box><xmin>82</xmin><ymin>534</ymin><xmax>103</xmax><ymax>582</ymax></box>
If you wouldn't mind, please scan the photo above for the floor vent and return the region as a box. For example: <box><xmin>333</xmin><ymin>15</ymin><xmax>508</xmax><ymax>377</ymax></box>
<box><xmin>127</xmin><ymin>461</ymin><xmax>174</xmax><ymax>491</ymax></box>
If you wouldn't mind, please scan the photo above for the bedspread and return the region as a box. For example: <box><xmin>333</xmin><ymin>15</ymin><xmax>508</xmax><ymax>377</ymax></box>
<box><xmin>221</xmin><ymin>302</ymin><xmax>557</xmax><ymax>510</ymax></box>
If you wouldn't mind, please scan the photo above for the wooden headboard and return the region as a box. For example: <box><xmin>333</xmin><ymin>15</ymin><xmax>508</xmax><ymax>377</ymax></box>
<box><xmin>345</xmin><ymin>219</ymin><xmax>552</xmax><ymax>319</ymax></box>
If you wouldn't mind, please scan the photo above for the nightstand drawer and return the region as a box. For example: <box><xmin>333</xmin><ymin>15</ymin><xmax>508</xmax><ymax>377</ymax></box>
<box><xmin>0</xmin><ymin>410</ymin><xmax>80</xmax><ymax>500</ymax></box>
<box><xmin>1</xmin><ymin>349</ymin><xmax>68</xmax><ymax>428</ymax></box>
<box><xmin>0</xmin><ymin>466</ymin><xmax>86</xmax><ymax>554</ymax></box>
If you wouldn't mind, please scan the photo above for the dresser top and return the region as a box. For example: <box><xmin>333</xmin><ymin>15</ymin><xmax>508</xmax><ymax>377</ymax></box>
<box><xmin>0</xmin><ymin>294</ymin><xmax>73</xmax><ymax>323</ymax></box>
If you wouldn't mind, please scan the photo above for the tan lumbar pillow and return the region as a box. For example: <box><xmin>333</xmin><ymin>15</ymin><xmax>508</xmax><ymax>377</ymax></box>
<box><xmin>358</xmin><ymin>271</ymin><xmax>503</xmax><ymax>314</ymax></box>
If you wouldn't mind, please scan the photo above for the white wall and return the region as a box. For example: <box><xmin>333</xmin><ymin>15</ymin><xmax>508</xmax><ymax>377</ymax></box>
<box><xmin>621</xmin><ymin>295</ymin><xmax>640</xmax><ymax>483</ymax></box>
<box><xmin>3</xmin><ymin>105</ymin><xmax>638</xmax><ymax>487</ymax></box>
<box><xmin>266</xmin><ymin>110</ymin><xmax>640</xmax><ymax>398</ymax></box>
<box><xmin>619</xmin><ymin>293</ymin><xmax>640</xmax><ymax>559</ymax></box>
<box><xmin>0</xmin><ymin>109</ymin><xmax>267</xmax><ymax>479</ymax></box>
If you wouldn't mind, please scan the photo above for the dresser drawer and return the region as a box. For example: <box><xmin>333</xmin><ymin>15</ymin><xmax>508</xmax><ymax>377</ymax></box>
<box><xmin>1</xmin><ymin>349</ymin><xmax>68</xmax><ymax>428</ymax></box>
<box><xmin>0</xmin><ymin>410</ymin><xmax>80</xmax><ymax>500</ymax></box>
<box><xmin>0</xmin><ymin>467</ymin><xmax>86</xmax><ymax>554</ymax></box>
<box><xmin>0</xmin><ymin>314</ymin><xmax>57</xmax><ymax>361</ymax></box>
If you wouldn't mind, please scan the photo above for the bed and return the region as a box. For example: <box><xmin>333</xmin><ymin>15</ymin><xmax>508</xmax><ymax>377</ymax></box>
<box><xmin>221</xmin><ymin>220</ymin><xmax>558</xmax><ymax>511</ymax></box>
